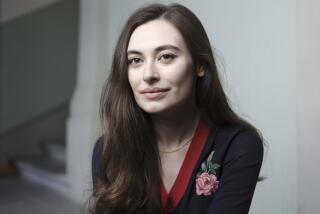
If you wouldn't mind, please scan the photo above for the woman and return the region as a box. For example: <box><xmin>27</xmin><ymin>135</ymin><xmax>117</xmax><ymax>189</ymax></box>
<box><xmin>90</xmin><ymin>3</ymin><xmax>263</xmax><ymax>214</ymax></box>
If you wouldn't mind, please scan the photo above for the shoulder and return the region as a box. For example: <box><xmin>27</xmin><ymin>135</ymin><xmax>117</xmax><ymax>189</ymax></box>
<box><xmin>92</xmin><ymin>136</ymin><xmax>104</xmax><ymax>183</ymax></box>
<box><xmin>216</xmin><ymin>125</ymin><xmax>262</xmax><ymax>149</ymax></box>
<box><xmin>214</xmin><ymin>125</ymin><xmax>263</xmax><ymax>164</ymax></box>
<box><xmin>201</xmin><ymin>126</ymin><xmax>264</xmax><ymax>213</ymax></box>
<box><xmin>93</xmin><ymin>136</ymin><xmax>104</xmax><ymax>159</ymax></box>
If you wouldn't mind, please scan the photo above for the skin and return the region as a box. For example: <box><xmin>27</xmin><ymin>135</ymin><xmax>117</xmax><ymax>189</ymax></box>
<box><xmin>127</xmin><ymin>19</ymin><xmax>204</xmax><ymax>192</ymax></box>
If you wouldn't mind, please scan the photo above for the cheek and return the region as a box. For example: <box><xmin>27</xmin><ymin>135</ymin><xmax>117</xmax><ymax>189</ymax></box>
<box><xmin>167</xmin><ymin>66</ymin><xmax>195</xmax><ymax>94</ymax></box>
<box><xmin>128</xmin><ymin>71</ymin><xmax>139</xmax><ymax>91</ymax></box>
<box><xmin>175</xmin><ymin>78</ymin><xmax>195</xmax><ymax>98</ymax></box>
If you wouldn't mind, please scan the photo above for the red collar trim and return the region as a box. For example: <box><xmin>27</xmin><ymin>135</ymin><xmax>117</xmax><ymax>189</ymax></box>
<box><xmin>160</xmin><ymin>120</ymin><xmax>209</xmax><ymax>212</ymax></box>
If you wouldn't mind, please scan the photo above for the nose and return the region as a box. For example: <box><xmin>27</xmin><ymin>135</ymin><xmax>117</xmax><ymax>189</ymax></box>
<box><xmin>143</xmin><ymin>60</ymin><xmax>159</xmax><ymax>83</ymax></box>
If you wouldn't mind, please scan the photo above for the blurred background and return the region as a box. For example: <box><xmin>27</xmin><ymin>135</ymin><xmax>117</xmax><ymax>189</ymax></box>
<box><xmin>0</xmin><ymin>0</ymin><xmax>319</xmax><ymax>213</ymax></box>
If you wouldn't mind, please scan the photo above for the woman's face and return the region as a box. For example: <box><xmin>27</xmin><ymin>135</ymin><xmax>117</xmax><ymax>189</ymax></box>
<box><xmin>127</xmin><ymin>19</ymin><xmax>203</xmax><ymax>115</ymax></box>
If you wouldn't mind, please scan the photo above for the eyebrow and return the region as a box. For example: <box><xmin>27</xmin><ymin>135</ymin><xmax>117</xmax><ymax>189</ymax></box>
<box><xmin>127</xmin><ymin>44</ymin><xmax>181</xmax><ymax>55</ymax></box>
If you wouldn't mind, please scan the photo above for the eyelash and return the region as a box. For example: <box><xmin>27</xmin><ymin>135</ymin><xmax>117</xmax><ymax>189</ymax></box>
<box><xmin>158</xmin><ymin>53</ymin><xmax>177</xmax><ymax>62</ymax></box>
<box><xmin>127</xmin><ymin>53</ymin><xmax>177</xmax><ymax>65</ymax></box>
<box><xmin>128</xmin><ymin>58</ymin><xmax>142</xmax><ymax>65</ymax></box>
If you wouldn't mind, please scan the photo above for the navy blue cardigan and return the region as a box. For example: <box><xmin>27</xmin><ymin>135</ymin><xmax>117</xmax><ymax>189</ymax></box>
<box><xmin>92</xmin><ymin>125</ymin><xmax>263</xmax><ymax>214</ymax></box>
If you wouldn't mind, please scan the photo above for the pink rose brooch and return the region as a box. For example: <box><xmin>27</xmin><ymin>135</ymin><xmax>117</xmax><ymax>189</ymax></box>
<box><xmin>195</xmin><ymin>151</ymin><xmax>220</xmax><ymax>196</ymax></box>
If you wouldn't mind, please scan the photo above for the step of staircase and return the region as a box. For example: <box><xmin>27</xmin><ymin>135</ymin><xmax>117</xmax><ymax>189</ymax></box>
<box><xmin>42</xmin><ymin>141</ymin><xmax>66</xmax><ymax>163</ymax></box>
<box><xmin>16</xmin><ymin>158</ymin><xmax>69</xmax><ymax>196</ymax></box>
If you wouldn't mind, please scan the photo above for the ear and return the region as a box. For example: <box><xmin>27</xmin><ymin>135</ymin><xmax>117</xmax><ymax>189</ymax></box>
<box><xmin>197</xmin><ymin>65</ymin><xmax>205</xmax><ymax>77</ymax></box>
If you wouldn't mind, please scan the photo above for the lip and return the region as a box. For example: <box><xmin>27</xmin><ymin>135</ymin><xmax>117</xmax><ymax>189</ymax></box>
<box><xmin>141</xmin><ymin>87</ymin><xmax>169</xmax><ymax>93</ymax></box>
<box><xmin>140</xmin><ymin>87</ymin><xmax>169</xmax><ymax>99</ymax></box>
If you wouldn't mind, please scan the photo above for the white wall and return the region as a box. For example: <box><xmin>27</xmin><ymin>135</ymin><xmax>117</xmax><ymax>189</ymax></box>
<box><xmin>67</xmin><ymin>0</ymin><xmax>108</xmax><ymax>203</ymax></box>
<box><xmin>297</xmin><ymin>0</ymin><xmax>320</xmax><ymax>213</ymax></box>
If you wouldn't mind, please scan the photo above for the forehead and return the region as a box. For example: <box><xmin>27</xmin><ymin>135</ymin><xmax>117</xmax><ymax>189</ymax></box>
<box><xmin>127</xmin><ymin>19</ymin><xmax>187</xmax><ymax>52</ymax></box>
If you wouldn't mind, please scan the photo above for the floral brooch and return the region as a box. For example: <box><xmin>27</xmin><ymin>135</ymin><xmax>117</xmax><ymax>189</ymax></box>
<box><xmin>195</xmin><ymin>151</ymin><xmax>220</xmax><ymax>196</ymax></box>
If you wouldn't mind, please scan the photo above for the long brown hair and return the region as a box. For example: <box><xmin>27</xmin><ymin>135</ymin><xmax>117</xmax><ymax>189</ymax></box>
<box><xmin>90</xmin><ymin>3</ymin><xmax>261</xmax><ymax>214</ymax></box>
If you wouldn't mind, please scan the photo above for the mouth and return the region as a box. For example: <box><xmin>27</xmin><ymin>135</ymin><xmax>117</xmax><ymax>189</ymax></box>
<box><xmin>140</xmin><ymin>87</ymin><xmax>169</xmax><ymax>99</ymax></box>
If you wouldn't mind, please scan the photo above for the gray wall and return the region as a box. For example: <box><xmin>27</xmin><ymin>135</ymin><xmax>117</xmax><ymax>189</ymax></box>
<box><xmin>0</xmin><ymin>0</ymin><xmax>78</xmax><ymax>134</ymax></box>
<box><xmin>297</xmin><ymin>0</ymin><xmax>320</xmax><ymax>213</ymax></box>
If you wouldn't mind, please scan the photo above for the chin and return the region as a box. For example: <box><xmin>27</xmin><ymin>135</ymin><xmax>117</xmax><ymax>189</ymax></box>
<box><xmin>138</xmin><ymin>102</ymin><xmax>172</xmax><ymax>115</ymax></box>
<box><xmin>141</xmin><ymin>106</ymin><xmax>166</xmax><ymax>114</ymax></box>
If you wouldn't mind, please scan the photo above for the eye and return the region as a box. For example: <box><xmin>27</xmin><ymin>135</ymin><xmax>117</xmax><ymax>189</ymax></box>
<box><xmin>128</xmin><ymin>57</ymin><xmax>143</xmax><ymax>66</ymax></box>
<box><xmin>158</xmin><ymin>53</ymin><xmax>177</xmax><ymax>63</ymax></box>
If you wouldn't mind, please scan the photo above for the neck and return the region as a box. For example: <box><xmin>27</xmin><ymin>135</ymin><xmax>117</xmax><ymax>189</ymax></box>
<box><xmin>151</xmin><ymin>105</ymin><xmax>200</xmax><ymax>150</ymax></box>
